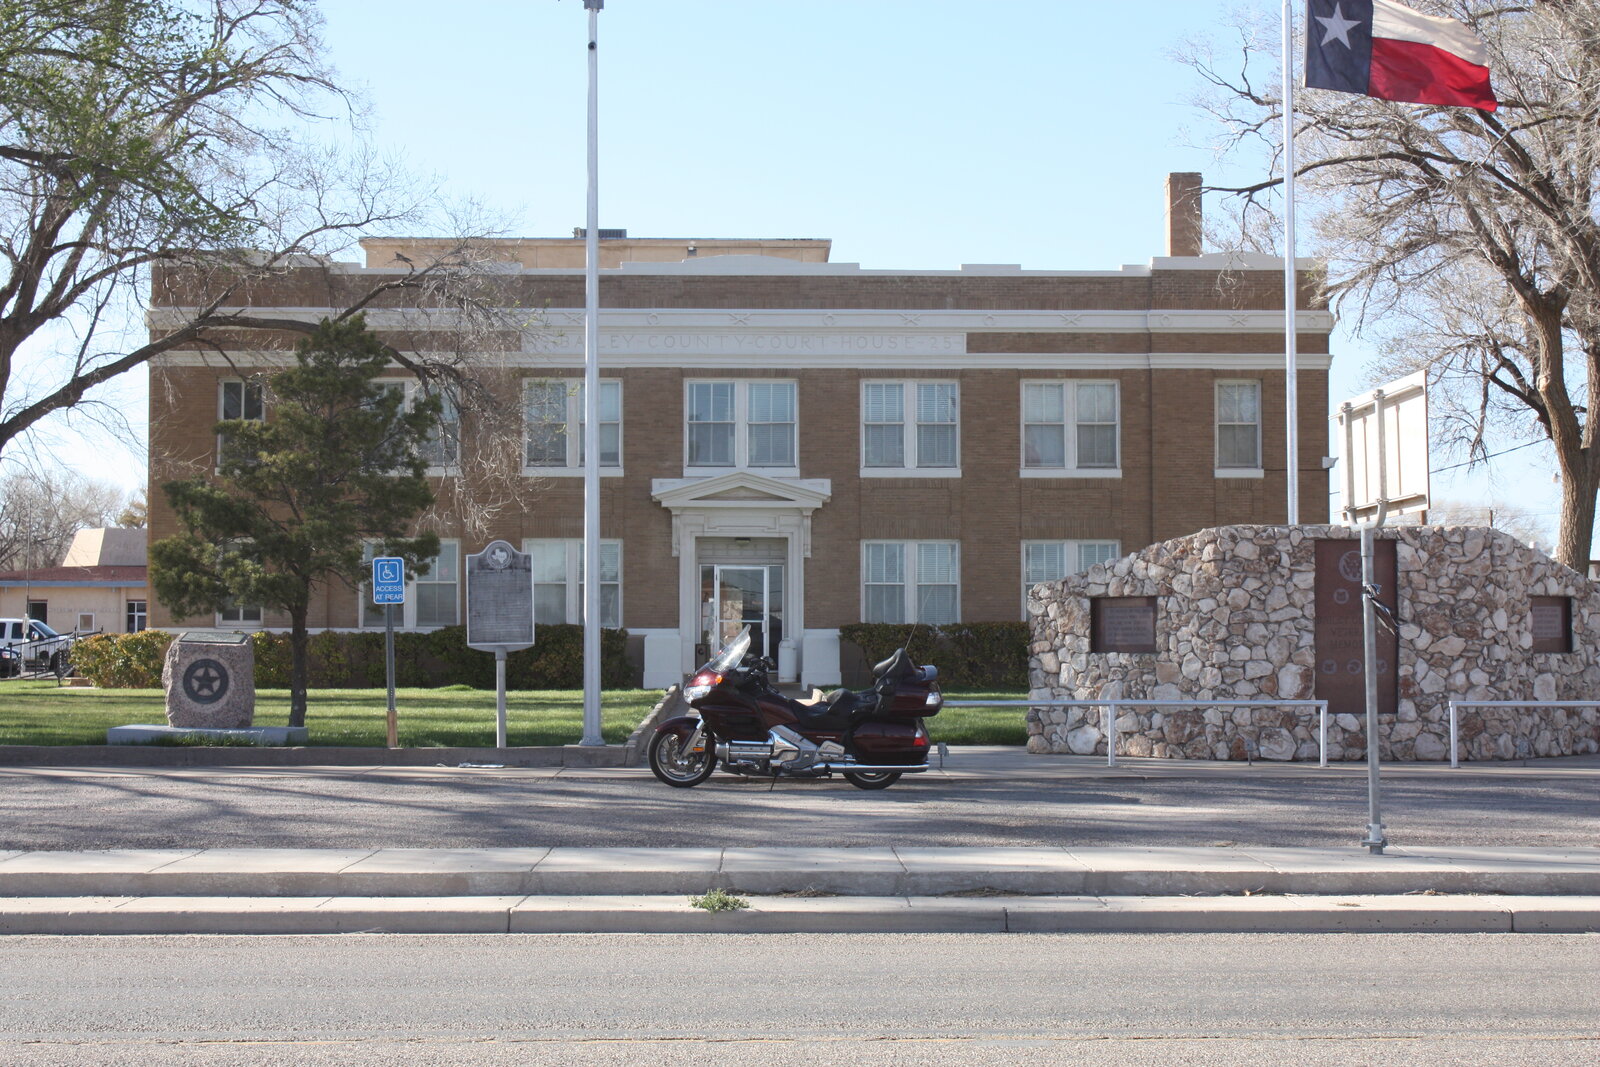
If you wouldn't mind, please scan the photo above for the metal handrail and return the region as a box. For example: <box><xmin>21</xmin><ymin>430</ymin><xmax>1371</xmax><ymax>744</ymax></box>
<box><xmin>1444</xmin><ymin>700</ymin><xmax>1600</xmax><ymax>768</ymax></box>
<box><xmin>945</xmin><ymin>698</ymin><xmax>1331</xmax><ymax>767</ymax></box>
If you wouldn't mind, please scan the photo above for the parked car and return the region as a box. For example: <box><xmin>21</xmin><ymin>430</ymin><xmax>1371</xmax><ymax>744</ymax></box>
<box><xmin>0</xmin><ymin>645</ymin><xmax>20</xmax><ymax>678</ymax></box>
<box><xmin>0</xmin><ymin>618</ymin><xmax>73</xmax><ymax>673</ymax></box>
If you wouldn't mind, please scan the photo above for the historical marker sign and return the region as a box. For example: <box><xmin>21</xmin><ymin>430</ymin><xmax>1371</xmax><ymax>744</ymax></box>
<box><xmin>466</xmin><ymin>540</ymin><xmax>535</xmax><ymax>653</ymax></box>
<box><xmin>1314</xmin><ymin>539</ymin><xmax>1398</xmax><ymax>721</ymax></box>
<box><xmin>1531</xmin><ymin>596</ymin><xmax>1573</xmax><ymax>654</ymax></box>
<box><xmin>1091</xmin><ymin>597</ymin><xmax>1158</xmax><ymax>654</ymax></box>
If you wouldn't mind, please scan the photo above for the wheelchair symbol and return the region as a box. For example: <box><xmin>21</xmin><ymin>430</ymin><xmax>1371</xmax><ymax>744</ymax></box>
<box><xmin>376</xmin><ymin>561</ymin><xmax>402</xmax><ymax>584</ymax></box>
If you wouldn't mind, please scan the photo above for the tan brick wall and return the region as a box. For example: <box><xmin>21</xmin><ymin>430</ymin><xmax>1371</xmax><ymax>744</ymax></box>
<box><xmin>147</xmin><ymin>263</ymin><xmax>1333</xmax><ymax>634</ymax></box>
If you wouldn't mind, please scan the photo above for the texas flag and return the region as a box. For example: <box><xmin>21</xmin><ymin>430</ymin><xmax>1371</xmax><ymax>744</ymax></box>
<box><xmin>1306</xmin><ymin>0</ymin><xmax>1497</xmax><ymax>112</ymax></box>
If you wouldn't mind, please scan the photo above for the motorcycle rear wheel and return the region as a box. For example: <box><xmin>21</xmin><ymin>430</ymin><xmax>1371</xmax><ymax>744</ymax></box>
<box><xmin>843</xmin><ymin>770</ymin><xmax>902</xmax><ymax>790</ymax></box>
<box><xmin>648</xmin><ymin>730</ymin><xmax>715</xmax><ymax>788</ymax></box>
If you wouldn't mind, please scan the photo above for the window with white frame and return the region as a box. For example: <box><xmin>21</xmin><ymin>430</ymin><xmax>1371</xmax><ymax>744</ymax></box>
<box><xmin>526</xmin><ymin>539</ymin><xmax>622</xmax><ymax>628</ymax></box>
<box><xmin>1216</xmin><ymin>380</ymin><xmax>1262</xmax><ymax>472</ymax></box>
<box><xmin>685</xmin><ymin>380</ymin><xmax>796</xmax><ymax>471</ymax></box>
<box><xmin>373</xmin><ymin>381</ymin><xmax>459</xmax><ymax>471</ymax></box>
<box><xmin>862</xmin><ymin>541</ymin><xmax>959</xmax><ymax>624</ymax></box>
<box><xmin>1022</xmin><ymin>381</ymin><xmax>1119</xmax><ymax>472</ymax></box>
<box><xmin>125</xmin><ymin>600</ymin><xmax>147</xmax><ymax>633</ymax></box>
<box><xmin>219</xmin><ymin>600</ymin><xmax>263</xmax><ymax>626</ymax></box>
<box><xmin>217</xmin><ymin>379</ymin><xmax>264</xmax><ymax>463</ymax></box>
<box><xmin>862</xmin><ymin>381</ymin><xmax>958</xmax><ymax>473</ymax></box>
<box><xmin>418</xmin><ymin>387</ymin><xmax>460</xmax><ymax>468</ymax></box>
<box><xmin>359</xmin><ymin>541</ymin><xmax>460</xmax><ymax>628</ymax></box>
<box><xmin>524</xmin><ymin>379</ymin><xmax>621</xmax><ymax>472</ymax></box>
<box><xmin>1021</xmin><ymin>540</ymin><xmax>1121</xmax><ymax>616</ymax></box>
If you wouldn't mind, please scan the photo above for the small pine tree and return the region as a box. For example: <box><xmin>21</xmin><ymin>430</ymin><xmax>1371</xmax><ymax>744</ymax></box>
<box><xmin>151</xmin><ymin>316</ymin><xmax>443</xmax><ymax>727</ymax></box>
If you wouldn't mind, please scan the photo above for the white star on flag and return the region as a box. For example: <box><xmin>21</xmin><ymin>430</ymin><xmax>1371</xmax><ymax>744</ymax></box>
<box><xmin>1316</xmin><ymin>3</ymin><xmax>1360</xmax><ymax>48</ymax></box>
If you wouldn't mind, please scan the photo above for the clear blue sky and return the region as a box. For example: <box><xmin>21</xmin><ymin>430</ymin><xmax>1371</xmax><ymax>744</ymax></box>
<box><xmin>62</xmin><ymin>1</ymin><xmax>1555</xmax><ymax>540</ymax></box>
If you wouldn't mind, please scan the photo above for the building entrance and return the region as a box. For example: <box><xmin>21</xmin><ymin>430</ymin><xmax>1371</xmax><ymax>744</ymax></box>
<box><xmin>697</xmin><ymin>538</ymin><xmax>785</xmax><ymax>662</ymax></box>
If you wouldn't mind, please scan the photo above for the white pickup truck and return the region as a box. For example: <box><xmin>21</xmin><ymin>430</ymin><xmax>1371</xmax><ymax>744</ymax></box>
<box><xmin>0</xmin><ymin>618</ymin><xmax>74</xmax><ymax>674</ymax></box>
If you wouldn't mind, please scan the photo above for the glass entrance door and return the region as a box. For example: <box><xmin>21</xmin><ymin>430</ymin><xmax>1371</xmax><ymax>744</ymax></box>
<box><xmin>700</xmin><ymin>564</ymin><xmax>785</xmax><ymax>661</ymax></box>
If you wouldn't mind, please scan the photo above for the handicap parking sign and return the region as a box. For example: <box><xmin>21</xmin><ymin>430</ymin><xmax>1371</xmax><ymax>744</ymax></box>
<box><xmin>372</xmin><ymin>557</ymin><xmax>406</xmax><ymax>604</ymax></box>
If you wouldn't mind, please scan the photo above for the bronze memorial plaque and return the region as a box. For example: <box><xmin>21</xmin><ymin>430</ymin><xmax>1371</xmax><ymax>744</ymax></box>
<box><xmin>1091</xmin><ymin>596</ymin><xmax>1158</xmax><ymax>654</ymax></box>
<box><xmin>1530</xmin><ymin>596</ymin><xmax>1573</xmax><ymax>654</ymax></box>
<box><xmin>1313</xmin><ymin>539</ymin><xmax>1397</xmax><ymax>721</ymax></box>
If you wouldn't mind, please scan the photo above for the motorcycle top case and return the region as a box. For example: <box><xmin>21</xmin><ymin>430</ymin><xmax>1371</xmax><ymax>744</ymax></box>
<box><xmin>885</xmin><ymin>677</ymin><xmax>941</xmax><ymax>718</ymax></box>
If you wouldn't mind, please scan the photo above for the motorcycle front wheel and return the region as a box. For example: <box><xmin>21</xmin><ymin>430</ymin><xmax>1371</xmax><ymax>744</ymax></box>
<box><xmin>648</xmin><ymin>729</ymin><xmax>715</xmax><ymax>788</ymax></box>
<box><xmin>843</xmin><ymin>770</ymin><xmax>902</xmax><ymax>790</ymax></box>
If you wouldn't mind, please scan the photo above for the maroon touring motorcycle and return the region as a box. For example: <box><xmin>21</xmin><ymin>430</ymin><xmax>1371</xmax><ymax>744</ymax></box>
<box><xmin>648</xmin><ymin>626</ymin><xmax>942</xmax><ymax>790</ymax></box>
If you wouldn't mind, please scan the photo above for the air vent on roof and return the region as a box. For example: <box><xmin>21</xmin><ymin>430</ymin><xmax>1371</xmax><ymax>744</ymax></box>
<box><xmin>571</xmin><ymin>228</ymin><xmax>628</xmax><ymax>239</ymax></box>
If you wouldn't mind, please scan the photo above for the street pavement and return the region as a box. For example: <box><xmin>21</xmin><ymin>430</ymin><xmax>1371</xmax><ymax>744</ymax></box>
<box><xmin>0</xmin><ymin>747</ymin><xmax>1594</xmax><ymax>850</ymax></box>
<box><xmin>3</xmin><ymin>932</ymin><xmax>1597</xmax><ymax>1065</ymax></box>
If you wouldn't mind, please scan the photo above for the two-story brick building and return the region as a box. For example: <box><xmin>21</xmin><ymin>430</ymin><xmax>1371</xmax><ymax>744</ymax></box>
<box><xmin>147</xmin><ymin>174</ymin><xmax>1333</xmax><ymax>688</ymax></box>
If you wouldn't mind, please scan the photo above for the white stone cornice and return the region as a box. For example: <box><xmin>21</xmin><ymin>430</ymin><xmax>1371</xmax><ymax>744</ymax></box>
<box><xmin>651</xmin><ymin>473</ymin><xmax>832</xmax><ymax>558</ymax></box>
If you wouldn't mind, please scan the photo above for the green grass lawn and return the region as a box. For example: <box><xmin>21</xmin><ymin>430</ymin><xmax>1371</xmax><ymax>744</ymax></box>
<box><xmin>0</xmin><ymin>681</ymin><xmax>661</xmax><ymax>747</ymax></box>
<box><xmin>927</xmin><ymin>691</ymin><xmax>1028</xmax><ymax>746</ymax></box>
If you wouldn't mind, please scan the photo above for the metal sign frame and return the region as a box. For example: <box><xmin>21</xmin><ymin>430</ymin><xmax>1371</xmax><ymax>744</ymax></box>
<box><xmin>371</xmin><ymin>557</ymin><xmax>406</xmax><ymax>605</ymax></box>
<box><xmin>1335</xmin><ymin>371</ymin><xmax>1430</xmax><ymax>523</ymax></box>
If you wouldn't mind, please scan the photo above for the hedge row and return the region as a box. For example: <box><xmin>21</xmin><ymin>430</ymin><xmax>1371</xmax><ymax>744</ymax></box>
<box><xmin>72</xmin><ymin>625</ymin><xmax>633</xmax><ymax>690</ymax></box>
<box><xmin>838</xmin><ymin>622</ymin><xmax>1028</xmax><ymax>690</ymax></box>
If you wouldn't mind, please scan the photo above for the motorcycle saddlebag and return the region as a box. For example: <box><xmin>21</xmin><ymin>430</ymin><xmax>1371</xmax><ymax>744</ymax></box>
<box><xmin>851</xmin><ymin>719</ymin><xmax>928</xmax><ymax>763</ymax></box>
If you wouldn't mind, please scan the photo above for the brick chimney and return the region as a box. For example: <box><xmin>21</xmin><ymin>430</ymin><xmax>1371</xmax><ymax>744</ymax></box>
<box><xmin>1165</xmin><ymin>172</ymin><xmax>1203</xmax><ymax>258</ymax></box>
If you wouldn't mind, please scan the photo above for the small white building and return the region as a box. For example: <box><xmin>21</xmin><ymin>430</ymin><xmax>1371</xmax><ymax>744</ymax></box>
<box><xmin>0</xmin><ymin>528</ymin><xmax>149</xmax><ymax>633</ymax></box>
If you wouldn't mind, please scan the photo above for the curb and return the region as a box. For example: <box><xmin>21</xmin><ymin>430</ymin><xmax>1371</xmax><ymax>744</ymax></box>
<box><xmin>3</xmin><ymin>894</ymin><xmax>1596</xmax><ymax>936</ymax></box>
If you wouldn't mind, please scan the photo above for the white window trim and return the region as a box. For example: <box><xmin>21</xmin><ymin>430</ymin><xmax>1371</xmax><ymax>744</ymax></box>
<box><xmin>1215</xmin><ymin>379</ymin><xmax>1264</xmax><ymax>477</ymax></box>
<box><xmin>216</xmin><ymin>603</ymin><xmax>264</xmax><ymax>628</ymax></box>
<box><xmin>126</xmin><ymin>600</ymin><xmax>148</xmax><ymax>634</ymax></box>
<box><xmin>860</xmin><ymin>380</ymin><xmax>961</xmax><ymax>478</ymax></box>
<box><xmin>358</xmin><ymin>540</ymin><xmax>461</xmax><ymax>629</ymax></box>
<box><xmin>76</xmin><ymin>613</ymin><xmax>95</xmax><ymax>633</ymax></box>
<box><xmin>1019</xmin><ymin>380</ymin><xmax>1122</xmax><ymax>477</ymax></box>
<box><xmin>375</xmin><ymin>379</ymin><xmax>461</xmax><ymax>477</ymax></box>
<box><xmin>860</xmin><ymin>540</ymin><xmax>961</xmax><ymax>624</ymax></box>
<box><xmin>524</xmin><ymin>538</ymin><xmax>623</xmax><ymax>628</ymax></box>
<box><xmin>522</xmin><ymin>378</ymin><xmax>625</xmax><ymax>477</ymax></box>
<box><xmin>683</xmin><ymin>379</ymin><xmax>799</xmax><ymax>478</ymax></box>
<box><xmin>1020</xmin><ymin>539</ymin><xmax>1121</xmax><ymax>618</ymax></box>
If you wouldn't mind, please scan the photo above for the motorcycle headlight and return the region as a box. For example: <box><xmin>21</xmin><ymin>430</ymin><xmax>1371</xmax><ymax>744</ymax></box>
<box><xmin>684</xmin><ymin>683</ymin><xmax>712</xmax><ymax>701</ymax></box>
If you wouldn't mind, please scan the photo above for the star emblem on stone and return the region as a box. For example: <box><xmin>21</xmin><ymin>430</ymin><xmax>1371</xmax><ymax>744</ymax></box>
<box><xmin>182</xmin><ymin>658</ymin><xmax>230</xmax><ymax>704</ymax></box>
<box><xmin>190</xmin><ymin>665</ymin><xmax>221</xmax><ymax>696</ymax></box>
<box><xmin>1316</xmin><ymin>3</ymin><xmax>1360</xmax><ymax>48</ymax></box>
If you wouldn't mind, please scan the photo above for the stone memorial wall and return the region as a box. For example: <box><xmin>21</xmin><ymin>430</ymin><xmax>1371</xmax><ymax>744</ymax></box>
<box><xmin>1027</xmin><ymin>525</ymin><xmax>1600</xmax><ymax>761</ymax></box>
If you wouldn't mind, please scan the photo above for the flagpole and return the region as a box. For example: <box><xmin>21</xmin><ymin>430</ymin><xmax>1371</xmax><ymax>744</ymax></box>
<box><xmin>580</xmin><ymin>0</ymin><xmax>604</xmax><ymax>746</ymax></box>
<box><xmin>1282</xmin><ymin>0</ymin><xmax>1301</xmax><ymax>526</ymax></box>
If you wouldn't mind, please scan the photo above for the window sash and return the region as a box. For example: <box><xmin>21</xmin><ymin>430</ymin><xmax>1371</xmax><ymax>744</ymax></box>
<box><xmin>360</xmin><ymin>542</ymin><xmax>459</xmax><ymax>629</ymax></box>
<box><xmin>1021</xmin><ymin>540</ymin><xmax>1120</xmax><ymax>616</ymax></box>
<box><xmin>125</xmin><ymin>600</ymin><xmax>147</xmax><ymax>634</ymax></box>
<box><xmin>1216</xmin><ymin>382</ymin><xmax>1262</xmax><ymax>468</ymax></box>
<box><xmin>864</xmin><ymin>541</ymin><xmax>958</xmax><ymax>624</ymax></box>
<box><xmin>526</xmin><ymin>539</ymin><xmax>622</xmax><ymax>628</ymax></box>
<box><xmin>1023</xmin><ymin>381</ymin><xmax>1118</xmax><ymax>470</ymax></box>
<box><xmin>863</xmin><ymin>381</ymin><xmax>958</xmax><ymax>469</ymax></box>
<box><xmin>525</xmin><ymin>380</ymin><xmax>622</xmax><ymax>469</ymax></box>
<box><xmin>686</xmin><ymin>381</ymin><xmax>795</xmax><ymax>470</ymax></box>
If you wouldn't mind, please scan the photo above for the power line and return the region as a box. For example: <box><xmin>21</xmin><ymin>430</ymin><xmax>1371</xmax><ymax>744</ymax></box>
<box><xmin>1429</xmin><ymin>438</ymin><xmax>1547</xmax><ymax>476</ymax></box>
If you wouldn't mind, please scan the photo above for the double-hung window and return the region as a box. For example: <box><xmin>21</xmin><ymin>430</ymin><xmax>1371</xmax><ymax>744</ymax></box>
<box><xmin>1021</xmin><ymin>381</ymin><xmax>1120</xmax><ymax>474</ymax></box>
<box><xmin>418</xmin><ymin>387</ymin><xmax>460</xmax><ymax>469</ymax></box>
<box><xmin>217</xmin><ymin>379</ymin><xmax>265</xmax><ymax>464</ymax></box>
<box><xmin>527</xmin><ymin>539</ymin><xmax>622</xmax><ymax>628</ymax></box>
<box><xmin>1216</xmin><ymin>380</ymin><xmax>1263</xmax><ymax>475</ymax></box>
<box><xmin>1021</xmin><ymin>540</ymin><xmax>1120</xmax><ymax>617</ymax></box>
<box><xmin>125</xmin><ymin>600</ymin><xmax>147</xmax><ymax>634</ymax></box>
<box><xmin>862</xmin><ymin>541</ymin><xmax>959</xmax><ymax>624</ymax></box>
<box><xmin>360</xmin><ymin>541</ymin><xmax>460</xmax><ymax>628</ymax></box>
<box><xmin>685</xmin><ymin>380</ymin><xmax>796</xmax><ymax>473</ymax></box>
<box><xmin>524</xmin><ymin>379</ymin><xmax>622</xmax><ymax>474</ymax></box>
<box><xmin>862</xmin><ymin>381</ymin><xmax>958</xmax><ymax>475</ymax></box>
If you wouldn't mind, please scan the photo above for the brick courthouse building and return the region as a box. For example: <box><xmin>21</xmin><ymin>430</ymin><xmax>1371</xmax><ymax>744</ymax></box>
<box><xmin>147</xmin><ymin>175</ymin><xmax>1333</xmax><ymax>688</ymax></box>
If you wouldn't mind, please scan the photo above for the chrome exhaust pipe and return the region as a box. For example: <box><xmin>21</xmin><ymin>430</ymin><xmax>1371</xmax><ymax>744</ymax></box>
<box><xmin>817</xmin><ymin>762</ymin><xmax>930</xmax><ymax>774</ymax></box>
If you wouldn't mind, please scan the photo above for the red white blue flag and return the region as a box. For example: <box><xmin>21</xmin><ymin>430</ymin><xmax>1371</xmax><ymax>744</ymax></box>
<box><xmin>1306</xmin><ymin>0</ymin><xmax>1497</xmax><ymax>112</ymax></box>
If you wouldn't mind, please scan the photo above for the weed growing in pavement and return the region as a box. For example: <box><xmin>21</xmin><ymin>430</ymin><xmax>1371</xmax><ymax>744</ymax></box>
<box><xmin>688</xmin><ymin>888</ymin><xmax>750</xmax><ymax>912</ymax></box>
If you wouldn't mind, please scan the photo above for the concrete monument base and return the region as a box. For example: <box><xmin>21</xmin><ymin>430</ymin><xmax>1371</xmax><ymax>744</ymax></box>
<box><xmin>108</xmin><ymin>724</ymin><xmax>308</xmax><ymax>746</ymax></box>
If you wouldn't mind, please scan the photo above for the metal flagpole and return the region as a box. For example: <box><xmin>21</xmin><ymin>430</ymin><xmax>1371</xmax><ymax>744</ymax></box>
<box><xmin>580</xmin><ymin>0</ymin><xmax>604</xmax><ymax>745</ymax></box>
<box><xmin>1282</xmin><ymin>0</ymin><xmax>1300</xmax><ymax>526</ymax></box>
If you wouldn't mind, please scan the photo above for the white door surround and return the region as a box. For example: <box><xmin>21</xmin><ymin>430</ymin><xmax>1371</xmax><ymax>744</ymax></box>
<box><xmin>651</xmin><ymin>472</ymin><xmax>831</xmax><ymax>679</ymax></box>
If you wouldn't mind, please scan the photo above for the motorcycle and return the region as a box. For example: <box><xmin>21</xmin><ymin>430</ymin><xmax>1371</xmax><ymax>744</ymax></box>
<box><xmin>648</xmin><ymin>626</ymin><xmax>942</xmax><ymax>790</ymax></box>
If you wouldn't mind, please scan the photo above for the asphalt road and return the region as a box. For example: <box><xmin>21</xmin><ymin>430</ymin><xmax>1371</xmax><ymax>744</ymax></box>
<box><xmin>2</xmin><ymin>767</ymin><xmax>1595</xmax><ymax>850</ymax></box>
<box><xmin>2</xmin><ymin>933</ymin><xmax>1596</xmax><ymax>1066</ymax></box>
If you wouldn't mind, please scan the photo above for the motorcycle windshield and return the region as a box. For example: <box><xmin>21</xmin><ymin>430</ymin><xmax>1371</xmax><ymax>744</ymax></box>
<box><xmin>703</xmin><ymin>626</ymin><xmax>751</xmax><ymax>674</ymax></box>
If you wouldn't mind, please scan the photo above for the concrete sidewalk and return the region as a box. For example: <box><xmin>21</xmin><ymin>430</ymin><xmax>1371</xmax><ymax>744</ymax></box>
<box><xmin>4</xmin><ymin>845</ymin><xmax>1598</xmax><ymax>935</ymax></box>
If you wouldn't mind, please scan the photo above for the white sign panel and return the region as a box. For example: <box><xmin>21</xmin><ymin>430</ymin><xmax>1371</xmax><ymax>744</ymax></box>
<box><xmin>1335</xmin><ymin>371</ymin><xmax>1430</xmax><ymax>522</ymax></box>
<box><xmin>465</xmin><ymin>540</ymin><xmax>535</xmax><ymax>654</ymax></box>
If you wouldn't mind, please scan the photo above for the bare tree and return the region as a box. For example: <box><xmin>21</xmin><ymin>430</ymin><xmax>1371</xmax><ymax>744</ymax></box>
<box><xmin>0</xmin><ymin>0</ymin><xmax>520</xmax><ymax>465</ymax></box>
<box><xmin>1424</xmin><ymin>497</ymin><xmax>1552</xmax><ymax>549</ymax></box>
<box><xmin>1184</xmin><ymin>1</ymin><xmax>1600</xmax><ymax>568</ymax></box>
<box><xmin>0</xmin><ymin>466</ymin><xmax>127</xmax><ymax>568</ymax></box>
